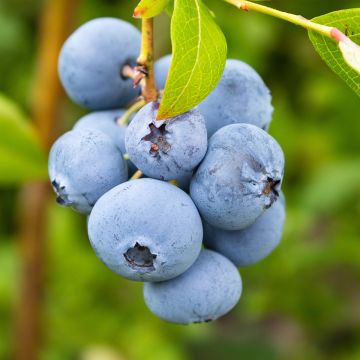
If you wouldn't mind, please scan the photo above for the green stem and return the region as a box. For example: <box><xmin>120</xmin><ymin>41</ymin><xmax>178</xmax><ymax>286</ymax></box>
<box><xmin>130</xmin><ymin>170</ymin><xmax>143</xmax><ymax>180</ymax></box>
<box><xmin>224</xmin><ymin>0</ymin><xmax>344</xmax><ymax>41</ymax></box>
<box><xmin>117</xmin><ymin>99</ymin><xmax>146</xmax><ymax>126</ymax></box>
<box><xmin>168</xmin><ymin>179</ymin><xmax>178</xmax><ymax>186</ymax></box>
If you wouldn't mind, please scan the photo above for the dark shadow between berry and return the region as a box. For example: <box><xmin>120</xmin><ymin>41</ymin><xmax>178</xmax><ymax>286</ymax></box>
<box><xmin>193</xmin><ymin>318</ymin><xmax>213</xmax><ymax>324</ymax></box>
<box><xmin>124</xmin><ymin>242</ymin><xmax>157</xmax><ymax>273</ymax></box>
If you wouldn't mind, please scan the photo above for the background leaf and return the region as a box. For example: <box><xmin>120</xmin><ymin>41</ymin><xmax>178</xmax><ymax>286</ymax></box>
<box><xmin>157</xmin><ymin>0</ymin><xmax>227</xmax><ymax>119</ymax></box>
<box><xmin>134</xmin><ymin>0</ymin><xmax>169</xmax><ymax>18</ymax></box>
<box><xmin>308</xmin><ymin>9</ymin><xmax>360</xmax><ymax>97</ymax></box>
<box><xmin>0</xmin><ymin>94</ymin><xmax>47</xmax><ymax>184</ymax></box>
<box><xmin>300</xmin><ymin>159</ymin><xmax>360</xmax><ymax>213</ymax></box>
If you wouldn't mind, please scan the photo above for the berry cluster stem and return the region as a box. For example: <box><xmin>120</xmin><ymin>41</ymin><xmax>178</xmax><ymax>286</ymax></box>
<box><xmin>117</xmin><ymin>99</ymin><xmax>146</xmax><ymax>126</ymax></box>
<box><xmin>130</xmin><ymin>169</ymin><xmax>143</xmax><ymax>180</ymax></box>
<box><xmin>137</xmin><ymin>18</ymin><xmax>158</xmax><ymax>102</ymax></box>
<box><xmin>224</xmin><ymin>0</ymin><xmax>350</xmax><ymax>44</ymax></box>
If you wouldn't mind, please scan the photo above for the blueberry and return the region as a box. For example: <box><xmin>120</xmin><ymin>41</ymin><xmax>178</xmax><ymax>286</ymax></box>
<box><xmin>87</xmin><ymin>178</ymin><xmax>203</xmax><ymax>282</ymax></box>
<box><xmin>143</xmin><ymin>249</ymin><xmax>242</xmax><ymax>324</ymax></box>
<box><xmin>49</xmin><ymin>128</ymin><xmax>128</xmax><ymax>214</ymax></box>
<box><xmin>190</xmin><ymin>124</ymin><xmax>285</xmax><ymax>230</ymax></box>
<box><xmin>74</xmin><ymin>109</ymin><xmax>127</xmax><ymax>153</ymax></box>
<box><xmin>154</xmin><ymin>54</ymin><xmax>172</xmax><ymax>89</ymax></box>
<box><xmin>199</xmin><ymin>59</ymin><xmax>273</xmax><ymax>136</ymax></box>
<box><xmin>204</xmin><ymin>193</ymin><xmax>286</xmax><ymax>266</ymax></box>
<box><xmin>125</xmin><ymin>101</ymin><xmax>207</xmax><ymax>182</ymax></box>
<box><xmin>73</xmin><ymin>109</ymin><xmax>138</xmax><ymax>175</ymax></box>
<box><xmin>59</xmin><ymin>18</ymin><xmax>141</xmax><ymax>110</ymax></box>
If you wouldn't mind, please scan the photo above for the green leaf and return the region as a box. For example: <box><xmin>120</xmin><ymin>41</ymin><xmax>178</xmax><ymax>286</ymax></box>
<box><xmin>133</xmin><ymin>0</ymin><xmax>170</xmax><ymax>18</ymax></box>
<box><xmin>308</xmin><ymin>9</ymin><xmax>360</xmax><ymax>97</ymax></box>
<box><xmin>157</xmin><ymin>0</ymin><xmax>227</xmax><ymax>119</ymax></box>
<box><xmin>0</xmin><ymin>94</ymin><xmax>47</xmax><ymax>184</ymax></box>
<box><xmin>165</xmin><ymin>1</ymin><xmax>174</xmax><ymax>16</ymax></box>
<box><xmin>301</xmin><ymin>159</ymin><xmax>360</xmax><ymax>213</ymax></box>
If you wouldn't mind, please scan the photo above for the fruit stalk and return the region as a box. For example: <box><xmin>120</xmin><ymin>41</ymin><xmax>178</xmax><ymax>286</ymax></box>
<box><xmin>137</xmin><ymin>18</ymin><xmax>158</xmax><ymax>102</ymax></box>
<box><xmin>117</xmin><ymin>99</ymin><xmax>146</xmax><ymax>126</ymax></box>
<box><xmin>225</xmin><ymin>0</ymin><xmax>352</xmax><ymax>43</ymax></box>
<box><xmin>130</xmin><ymin>169</ymin><xmax>143</xmax><ymax>180</ymax></box>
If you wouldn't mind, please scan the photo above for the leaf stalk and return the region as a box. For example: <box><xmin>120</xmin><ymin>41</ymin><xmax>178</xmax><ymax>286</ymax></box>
<box><xmin>224</xmin><ymin>0</ymin><xmax>349</xmax><ymax>43</ymax></box>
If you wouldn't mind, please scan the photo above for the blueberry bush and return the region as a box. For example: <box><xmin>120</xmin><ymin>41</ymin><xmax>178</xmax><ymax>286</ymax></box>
<box><xmin>0</xmin><ymin>0</ymin><xmax>359</xmax><ymax>359</ymax></box>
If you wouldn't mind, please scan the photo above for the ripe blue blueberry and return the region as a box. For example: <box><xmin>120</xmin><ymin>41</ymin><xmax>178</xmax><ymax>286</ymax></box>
<box><xmin>190</xmin><ymin>124</ymin><xmax>285</xmax><ymax>230</ymax></box>
<box><xmin>143</xmin><ymin>249</ymin><xmax>242</xmax><ymax>324</ymax></box>
<box><xmin>74</xmin><ymin>109</ymin><xmax>127</xmax><ymax>154</ymax></box>
<box><xmin>49</xmin><ymin>128</ymin><xmax>128</xmax><ymax>214</ymax></box>
<box><xmin>125</xmin><ymin>101</ymin><xmax>207</xmax><ymax>182</ymax></box>
<box><xmin>204</xmin><ymin>193</ymin><xmax>286</xmax><ymax>266</ymax></box>
<box><xmin>199</xmin><ymin>59</ymin><xmax>273</xmax><ymax>136</ymax></box>
<box><xmin>154</xmin><ymin>54</ymin><xmax>172</xmax><ymax>89</ymax></box>
<box><xmin>59</xmin><ymin>18</ymin><xmax>141</xmax><ymax>110</ymax></box>
<box><xmin>73</xmin><ymin>109</ymin><xmax>137</xmax><ymax>174</ymax></box>
<box><xmin>87</xmin><ymin>178</ymin><xmax>203</xmax><ymax>282</ymax></box>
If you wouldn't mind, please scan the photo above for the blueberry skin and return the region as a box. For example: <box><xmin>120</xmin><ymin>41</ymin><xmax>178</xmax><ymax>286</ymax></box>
<box><xmin>73</xmin><ymin>109</ymin><xmax>138</xmax><ymax>175</ymax></box>
<box><xmin>154</xmin><ymin>54</ymin><xmax>172</xmax><ymax>89</ymax></box>
<box><xmin>144</xmin><ymin>249</ymin><xmax>242</xmax><ymax>324</ymax></box>
<box><xmin>59</xmin><ymin>18</ymin><xmax>141</xmax><ymax>110</ymax></box>
<box><xmin>49</xmin><ymin>128</ymin><xmax>128</xmax><ymax>214</ymax></box>
<box><xmin>74</xmin><ymin>109</ymin><xmax>127</xmax><ymax>153</ymax></box>
<box><xmin>198</xmin><ymin>59</ymin><xmax>273</xmax><ymax>137</ymax></box>
<box><xmin>190</xmin><ymin>124</ymin><xmax>285</xmax><ymax>230</ymax></box>
<box><xmin>125</xmin><ymin>101</ymin><xmax>207</xmax><ymax>182</ymax></box>
<box><xmin>204</xmin><ymin>193</ymin><xmax>286</xmax><ymax>266</ymax></box>
<box><xmin>87</xmin><ymin>178</ymin><xmax>203</xmax><ymax>282</ymax></box>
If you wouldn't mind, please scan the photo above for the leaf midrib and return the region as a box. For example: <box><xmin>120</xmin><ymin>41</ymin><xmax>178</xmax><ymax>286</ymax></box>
<box><xmin>165</xmin><ymin>0</ymin><xmax>202</xmax><ymax>116</ymax></box>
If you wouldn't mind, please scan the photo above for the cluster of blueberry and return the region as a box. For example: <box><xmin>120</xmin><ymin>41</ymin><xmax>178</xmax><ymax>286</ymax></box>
<box><xmin>49</xmin><ymin>18</ymin><xmax>285</xmax><ymax>324</ymax></box>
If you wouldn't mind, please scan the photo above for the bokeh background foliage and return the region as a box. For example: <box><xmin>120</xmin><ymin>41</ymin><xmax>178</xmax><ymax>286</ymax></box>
<box><xmin>1</xmin><ymin>0</ymin><xmax>360</xmax><ymax>359</ymax></box>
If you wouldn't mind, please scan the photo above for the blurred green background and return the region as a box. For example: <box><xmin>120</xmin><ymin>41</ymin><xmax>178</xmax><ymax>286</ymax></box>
<box><xmin>1</xmin><ymin>1</ymin><xmax>360</xmax><ymax>359</ymax></box>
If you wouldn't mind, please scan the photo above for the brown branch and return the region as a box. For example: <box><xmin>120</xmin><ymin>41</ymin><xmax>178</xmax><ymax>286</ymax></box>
<box><xmin>13</xmin><ymin>1</ymin><xmax>79</xmax><ymax>359</ymax></box>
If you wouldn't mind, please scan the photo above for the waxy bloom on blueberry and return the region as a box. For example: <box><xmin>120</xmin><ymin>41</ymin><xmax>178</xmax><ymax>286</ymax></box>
<box><xmin>87</xmin><ymin>179</ymin><xmax>203</xmax><ymax>282</ymax></box>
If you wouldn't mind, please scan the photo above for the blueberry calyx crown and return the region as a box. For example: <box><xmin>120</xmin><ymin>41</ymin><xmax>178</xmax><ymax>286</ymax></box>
<box><xmin>263</xmin><ymin>177</ymin><xmax>281</xmax><ymax>208</ymax></box>
<box><xmin>142</xmin><ymin>123</ymin><xmax>171</xmax><ymax>156</ymax></box>
<box><xmin>51</xmin><ymin>180</ymin><xmax>71</xmax><ymax>206</ymax></box>
<box><xmin>123</xmin><ymin>242</ymin><xmax>157</xmax><ymax>272</ymax></box>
